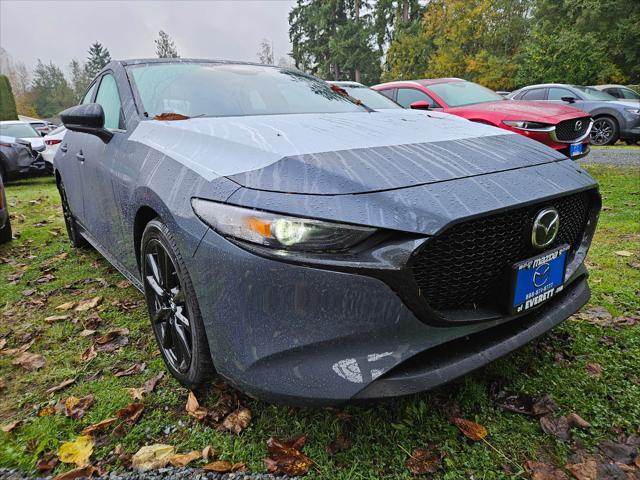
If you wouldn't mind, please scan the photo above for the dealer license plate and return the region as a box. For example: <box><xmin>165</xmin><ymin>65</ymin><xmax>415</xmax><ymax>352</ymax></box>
<box><xmin>510</xmin><ymin>245</ymin><xmax>570</xmax><ymax>314</ymax></box>
<box><xmin>570</xmin><ymin>142</ymin><xmax>583</xmax><ymax>157</ymax></box>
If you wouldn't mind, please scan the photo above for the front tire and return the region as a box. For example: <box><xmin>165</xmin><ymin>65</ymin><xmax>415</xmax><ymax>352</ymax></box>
<box><xmin>590</xmin><ymin>117</ymin><xmax>619</xmax><ymax>146</ymax></box>
<box><xmin>0</xmin><ymin>217</ymin><xmax>11</xmax><ymax>244</ymax></box>
<box><xmin>57</xmin><ymin>178</ymin><xmax>88</xmax><ymax>248</ymax></box>
<box><xmin>141</xmin><ymin>219</ymin><xmax>214</xmax><ymax>389</ymax></box>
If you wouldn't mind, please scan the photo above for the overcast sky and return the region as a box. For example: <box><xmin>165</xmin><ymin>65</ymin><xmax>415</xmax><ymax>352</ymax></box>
<box><xmin>0</xmin><ymin>0</ymin><xmax>296</xmax><ymax>71</ymax></box>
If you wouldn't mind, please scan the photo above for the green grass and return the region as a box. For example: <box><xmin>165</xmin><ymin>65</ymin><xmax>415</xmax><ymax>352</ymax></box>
<box><xmin>1</xmin><ymin>166</ymin><xmax>639</xmax><ymax>479</ymax></box>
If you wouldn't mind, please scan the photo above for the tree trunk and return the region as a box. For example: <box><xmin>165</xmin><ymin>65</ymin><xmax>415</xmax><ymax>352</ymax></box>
<box><xmin>355</xmin><ymin>0</ymin><xmax>361</xmax><ymax>83</ymax></box>
<box><xmin>402</xmin><ymin>0</ymin><xmax>409</xmax><ymax>23</ymax></box>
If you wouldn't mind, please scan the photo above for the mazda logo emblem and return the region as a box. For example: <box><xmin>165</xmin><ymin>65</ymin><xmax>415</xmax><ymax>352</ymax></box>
<box><xmin>574</xmin><ymin>120</ymin><xmax>583</xmax><ymax>131</ymax></box>
<box><xmin>532</xmin><ymin>208</ymin><xmax>560</xmax><ymax>249</ymax></box>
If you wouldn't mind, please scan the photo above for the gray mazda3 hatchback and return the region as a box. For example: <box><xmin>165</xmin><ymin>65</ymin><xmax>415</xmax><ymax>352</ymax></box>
<box><xmin>55</xmin><ymin>59</ymin><xmax>600</xmax><ymax>405</ymax></box>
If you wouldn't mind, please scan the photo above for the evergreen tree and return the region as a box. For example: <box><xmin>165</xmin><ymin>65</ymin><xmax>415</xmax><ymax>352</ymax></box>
<box><xmin>0</xmin><ymin>75</ymin><xmax>18</xmax><ymax>120</ymax></box>
<box><xmin>155</xmin><ymin>30</ymin><xmax>179</xmax><ymax>58</ymax></box>
<box><xmin>31</xmin><ymin>60</ymin><xmax>75</xmax><ymax>118</ymax></box>
<box><xmin>85</xmin><ymin>42</ymin><xmax>112</xmax><ymax>79</ymax></box>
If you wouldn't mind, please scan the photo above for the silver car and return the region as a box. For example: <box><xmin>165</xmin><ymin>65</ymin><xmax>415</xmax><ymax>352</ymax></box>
<box><xmin>509</xmin><ymin>84</ymin><xmax>640</xmax><ymax>146</ymax></box>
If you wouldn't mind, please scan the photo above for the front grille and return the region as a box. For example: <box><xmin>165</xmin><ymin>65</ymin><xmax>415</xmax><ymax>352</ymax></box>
<box><xmin>411</xmin><ymin>191</ymin><xmax>594</xmax><ymax>313</ymax></box>
<box><xmin>554</xmin><ymin>118</ymin><xmax>590</xmax><ymax>142</ymax></box>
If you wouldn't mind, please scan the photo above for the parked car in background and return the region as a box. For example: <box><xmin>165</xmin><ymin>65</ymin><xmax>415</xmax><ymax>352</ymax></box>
<box><xmin>590</xmin><ymin>85</ymin><xmax>640</xmax><ymax>101</ymax></box>
<box><xmin>18</xmin><ymin>115</ymin><xmax>57</xmax><ymax>135</ymax></box>
<box><xmin>327</xmin><ymin>81</ymin><xmax>402</xmax><ymax>110</ymax></box>
<box><xmin>0</xmin><ymin>175</ymin><xmax>11</xmax><ymax>244</ymax></box>
<box><xmin>0</xmin><ymin>121</ymin><xmax>46</xmax><ymax>152</ymax></box>
<box><xmin>508</xmin><ymin>84</ymin><xmax>640</xmax><ymax>146</ymax></box>
<box><xmin>496</xmin><ymin>91</ymin><xmax>511</xmax><ymax>97</ymax></box>
<box><xmin>0</xmin><ymin>135</ymin><xmax>43</xmax><ymax>182</ymax></box>
<box><xmin>372</xmin><ymin>79</ymin><xmax>592</xmax><ymax>159</ymax></box>
<box><xmin>42</xmin><ymin>125</ymin><xmax>67</xmax><ymax>167</ymax></box>
<box><xmin>56</xmin><ymin>59</ymin><xmax>600</xmax><ymax>405</ymax></box>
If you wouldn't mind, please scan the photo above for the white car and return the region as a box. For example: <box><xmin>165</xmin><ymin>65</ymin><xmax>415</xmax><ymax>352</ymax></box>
<box><xmin>0</xmin><ymin>121</ymin><xmax>46</xmax><ymax>153</ymax></box>
<box><xmin>42</xmin><ymin>125</ymin><xmax>67</xmax><ymax>165</ymax></box>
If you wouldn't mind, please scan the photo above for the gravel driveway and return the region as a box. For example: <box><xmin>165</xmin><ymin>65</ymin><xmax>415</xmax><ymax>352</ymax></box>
<box><xmin>580</xmin><ymin>147</ymin><xmax>640</xmax><ymax>166</ymax></box>
<box><xmin>0</xmin><ymin>468</ymin><xmax>291</xmax><ymax>480</ymax></box>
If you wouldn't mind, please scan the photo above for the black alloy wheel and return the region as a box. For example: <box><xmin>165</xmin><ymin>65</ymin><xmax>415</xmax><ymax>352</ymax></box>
<box><xmin>58</xmin><ymin>179</ymin><xmax>88</xmax><ymax>248</ymax></box>
<box><xmin>141</xmin><ymin>219</ymin><xmax>213</xmax><ymax>387</ymax></box>
<box><xmin>590</xmin><ymin>117</ymin><xmax>618</xmax><ymax>146</ymax></box>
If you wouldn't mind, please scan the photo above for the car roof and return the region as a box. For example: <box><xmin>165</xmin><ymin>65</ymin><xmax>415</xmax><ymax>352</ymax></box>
<box><xmin>116</xmin><ymin>58</ymin><xmax>278</xmax><ymax>68</ymax></box>
<box><xmin>518</xmin><ymin>83</ymin><xmax>579</xmax><ymax>89</ymax></box>
<box><xmin>374</xmin><ymin>78</ymin><xmax>464</xmax><ymax>88</ymax></box>
<box><xmin>0</xmin><ymin>120</ymin><xmax>26</xmax><ymax>125</ymax></box>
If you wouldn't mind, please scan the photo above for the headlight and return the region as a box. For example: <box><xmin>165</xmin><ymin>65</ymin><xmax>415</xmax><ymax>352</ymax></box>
<box><xmin>502</xmin><ymin>120</ymin><xmax>554</xmax><ymax>131</ymax></box>
<box><xmin>624</xmin><ymin>108</ymin><xmax>640</xmax><ymax>115</ymax></box>
<box><xmin>192</xmin><ymin>199</ymin><xmax>376</xmax><ymax>252</ymax></box>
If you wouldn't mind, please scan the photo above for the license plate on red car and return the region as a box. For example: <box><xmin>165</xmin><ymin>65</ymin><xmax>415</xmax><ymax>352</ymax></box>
<box><xmin>510</xmin><ymin>245</ymin><xmax>570</xmax><ymax>314</ymax></box>
<box><xmin>570</xmin><ymin>142</ymin><xmax>583</xmax><ymax>157</ymax></box>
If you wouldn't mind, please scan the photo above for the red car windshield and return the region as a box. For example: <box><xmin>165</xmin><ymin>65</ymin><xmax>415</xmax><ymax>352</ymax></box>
<box><xmin>428</xmin><ymin>81</ymin><xmax>504</xmax><ymax>107</ymax></box>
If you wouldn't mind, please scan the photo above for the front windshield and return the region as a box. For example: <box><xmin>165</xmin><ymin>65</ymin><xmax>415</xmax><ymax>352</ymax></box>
<box><xmin>427</xmin><ymin>81</ymin><xmax>503</xmax><ymax>107</ymax></box>
<box><xmin>0</xmin><ymin>123</ymin><xmax>40</xmax><ymax>138</ymax></box>
<box><xmin>339</xmin><ymin>85</ymin><xmax>401</xmax><ymax>109</ymax></box>
<box><xmin>128</xmin><ymin>63</ymin><xmax>367</xmax><ymax>118</ymax></box>
<box><xmin>573</xmin><ymin>86</ymin><xmax>618</xmax><ymax>101</ymax></box>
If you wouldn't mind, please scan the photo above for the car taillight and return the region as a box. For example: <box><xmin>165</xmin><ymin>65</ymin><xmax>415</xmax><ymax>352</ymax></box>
<box><xmin>45</xmin><ymin>139</ymin><xmax>62</xmax><ymax>146</ymax></box>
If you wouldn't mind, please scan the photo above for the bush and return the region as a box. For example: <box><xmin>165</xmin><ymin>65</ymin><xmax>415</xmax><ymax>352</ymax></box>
<box><xmin>0</xmin><ymin>75</ymin><xmax>18</xmax><ymax>121</ymax></box>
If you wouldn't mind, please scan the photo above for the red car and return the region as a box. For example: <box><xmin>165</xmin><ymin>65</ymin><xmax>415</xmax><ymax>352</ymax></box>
<box><xmin>372</xmin><ymin>78</ymin><xmax>593</xmax><ymax>159</ymax></box>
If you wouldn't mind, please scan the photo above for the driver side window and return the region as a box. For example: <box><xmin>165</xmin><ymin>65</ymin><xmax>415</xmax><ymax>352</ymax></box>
<box><xmin>548</xmin><ymin>88</ymin><xmax>575</xmax><ymax>101</ymax></box>
<box><xmin>396</xmin><ymin>88</ymin><xmax>438</xmax><ymax>108</ymax></box>
<box><xmin>95</xmin><ymin>74</ymin><xmax>123</xmax><ymax>130</ymax></box>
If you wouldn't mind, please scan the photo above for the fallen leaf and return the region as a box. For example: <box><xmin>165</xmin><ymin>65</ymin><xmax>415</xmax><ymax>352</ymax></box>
<box><xmin>116</xmin><ymin>402</ymin><xmax>145</xmax><ymax>424</ymax></box>
<box><xmin>566</xmin><ymin>413</ymin><xmax>590</xmax><ymax>430</ymax></box>
<box><xmin>326</xmin><ymin>432</ymin><xmax>351</xmax><ymax>456</ymax></box>
<box><xmin>127</xmin><ymin>387</ymin><xmax>146</xmax><ymax>401</ymax></box>
<box><xmin>219</xmin><ymin>407</ymin><xmax>252</xmax><ymax>434</ymax></box>
<box><xmin>52</xmin><ymin>465</ymin><xmax>99</xmax><ymax>480</ymax></box>
<box><xmin>56</xmin><ymin>395</ymin><xmax>94</xmax><ymax>419</ymax></box>
<box><xmin>82</xmin><ymin>417</ymin><xmax>118</xmax><ymax>436</ymax></box>
<box><xmin>169</xmin><ymin>450</ymin><xmax>201</xmax><ymax>467</ymax></box>
<box><xmin>1</xmin><ymin>419</ymin><xmax>22</xmax><ymax>432</ymax></box>
<box><xmin>204</xmin><ymin>460</ymin><xmax>233</xmax><ymax>473</ymax></box>
<box><xmin>131</xmin><ymin>444</ymin><xmax>175</xmax><ymax>471</ymax></box>
<box><xmin>202</xmin><ymin>445</ymin><xmax>217</xmax><ymax>460</ymax></box>
<box><xmin>451</xmin><ymin>417</ymin><xmax>488</xmax><ymax>441</ymax></box>
<box><xmin>526</xmin><ymin>460</ymin><xmax>569</xmax><ymax>480</ymax></box>
<box><xmin>57</xmin><ymin>435</ymin><xmax>94</xmax><ymax>466</ymax></box>
<box><xmin>0</xmin><ymin>338</ymin><xmax>5</xmax><ymax>350</ymax></box>
<box><xmin>95</xmin><ymin>329</ymin><xmax>129</xmax><ymax>352</ymax></box>
<box><xmin>12</xmin><ymin>352</ymin><xmax>45</xmax><ymax>371</ymax></box>
<box><xmin>44</xmin><ymin>315</ymin><xmax>70</xmax><ymax>324</ymax></box>
<box><xmin>540</xmin><ymin>415</ymin><xmax>571</xmax><ymax>441</ymax></box>
<box><xmin>143</xmin><ymin>371</ymin><xmax>164</xmax><ymax>393</ymax></box>
<box><xmin>1</xmin><ymin>339</ymin><xmax>35</xmax><ymax>356</ymax></box>
<box><xmin>75</xmin><ymin>297</ymin><xmax>103</xmax><ymax>312</ymax></box>
<box><xmin>264</xmin><ymin>436</ymin><xmax>313</xmax><ymax>476</ymax></box>
<box><xmin>39</xmin><ymin>406</ymin><xmax>56</xmax><ymax>417</ymax></box>
<box><xmin>209</xmin><ymin>393</ymin><xmax>235</xmax><ymax>422</ymax></box>
<box><xmin>614</xmin><ymin>250</ymin><xmax>633</xmax><ymax>257</ymax></box>
<box><xmin>186</xmin><ymin>391</ymin><xmax>208</xmax><ymax>421</ymax></box>
<box><xmin>113</xmin><ymin>362</ymin><xmax>146</xmax><ymax>377</ymax></box>
<box><xmin>598</xmin><ymin>439</ymin><xmax>637</xmax><ymax>464</ymax></box>
<box><xmin>56</xmin><ymin>302</ymin><xmax>76</xmax><ymax>311</ymax></box>
<box><xmin>406</xmin><ymin>447</ymin><xmax>442</xmax><ymax>475</ymax></box>
<box><xmin>80</xmin><ymin>345</ymin><xmax>97</xmax><ymax>362</ymax></box>
<box><xmin>36</xmin><ymin>453</ymin><xmax>58</xmax><ymax>473</ymax></box>
<box><xmin>116</xmin><ymin>280</ymin><xmax>130</xmax><ymax>288</ymax></box>
<box><xmin>585</xmin><ymin>363</ymin><xmax>603</xmax><ymax>378</ymax></box>
<box><xmin>79</xmin><ymin>329</ymin><xmax>96</xmax><ymax>337</ymax></box>
<box><xmin>46</xmin><ymin>378</ymin><xmax>75</xmax><ymax>394</ymax></box>
<box><xmin>565</xmin><ymin>457</ymin><xmax>597</xmax><ymax>480</ymax></box>
<box><xmin>494</xmin><ymin>391</ymin><xmax>558</xmax><ymax>417</ymax></box>
<box><xmin>575</xmin><ymin>306</ymin><xmax>612</xmax><ymax>326</ymax></box>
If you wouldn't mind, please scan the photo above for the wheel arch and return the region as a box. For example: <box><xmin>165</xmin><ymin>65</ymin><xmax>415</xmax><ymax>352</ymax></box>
<box><xmin>134</xmin><ymin>205</ymin><xmax>160</xmax><ymax>272</ymax></box>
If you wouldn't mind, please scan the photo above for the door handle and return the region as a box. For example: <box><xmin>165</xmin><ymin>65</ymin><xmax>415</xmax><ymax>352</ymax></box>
<box><xmin>76</xmin><ymin>151</ymin><xmax>85</xmax><ymax>162</ymax></box>
<box><xmin>60</xmin><ymin>144</ymin><xmax>68</xmax><ymax>153</ymax></box>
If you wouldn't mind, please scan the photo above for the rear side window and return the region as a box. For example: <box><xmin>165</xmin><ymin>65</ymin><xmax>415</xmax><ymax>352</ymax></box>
<box><xmin>396</xmin><ymin>88</ymin><xmax>437</xmax><ymax>108</ymax></box>
<box><xmin>548</xmin><ymin>87</ymin><xmax>575</xmax><ymax>100</ymax></box>
<box><xmin>95</xmin><ymin>74</ymin><xmax>122</xmax><ymax>129</ymax></box>
<box><xmin>377</xmin><ymin>88</ymin><xmax>396</xmax><ymax>100</ymax></box>
<box><xmin>521</xmin><ymin>88</ymin><xmax>546</xmax><ymax>100</ymax></box>
<box><xmin>81</xmin><ymin>82</ymin><xmax>98</xmax><ymax>104</ymax></box>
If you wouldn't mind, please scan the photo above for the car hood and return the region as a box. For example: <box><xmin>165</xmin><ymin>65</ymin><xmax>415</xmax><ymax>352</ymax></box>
<box><xmin>449</xmin><ymin>100</ymin><xmax>588</xmax><ymax>121</ymax></box>
<box><xmin>129</xmin><ymin>110</ymin><xmax>565</xmax><ymax>195</ymax></box>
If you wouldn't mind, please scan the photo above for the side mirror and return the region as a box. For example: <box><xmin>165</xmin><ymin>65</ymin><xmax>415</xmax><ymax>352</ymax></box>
<box><xmin>60</xmin><ymin>103</ymin><xmax>113</xmax><ymax>142</ymax></box>
<box><xmin>410</xmin><ymin>100</ymin><xmax>431</xmax><ymax>110</ymax></box>
<box><xmin>561</xmin><ymin>96</ymin><xmax>576</xmax><ymax>103</ymax></box>
<box><xmin>40</xmin><ymin>131</ymin><xmax>46</xmax><ymax>137</ymax></box>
